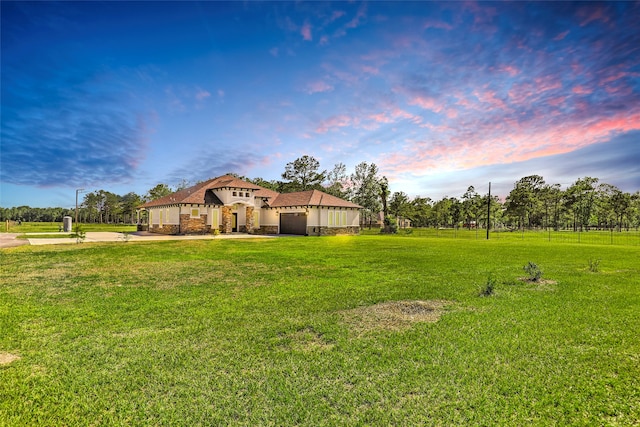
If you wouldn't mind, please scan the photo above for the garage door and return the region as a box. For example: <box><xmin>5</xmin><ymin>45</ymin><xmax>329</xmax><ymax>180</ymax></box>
<box><xmin>280</xmin><ymin>213</ymin><xmax>307</xmax><ymax>235</ymax></box>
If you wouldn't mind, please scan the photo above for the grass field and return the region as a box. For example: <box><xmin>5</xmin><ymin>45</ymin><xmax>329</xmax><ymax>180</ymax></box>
<box><xmin>1</xmin><ymin>236</ymin><xmax>638</xmax><ymax>425</ymax></box>
<box><xmin>361</xmin><ymin>227</ymin><xmax>640</xmax><ymax>246</ymax></box>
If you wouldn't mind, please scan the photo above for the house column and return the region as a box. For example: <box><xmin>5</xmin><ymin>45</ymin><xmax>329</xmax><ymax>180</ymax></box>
<box><xmin>221</xmin><ymin>206</ymin><xmax>232</xmax><ymax>234</ymax></box>
<box><xmin>246</xmin><ymin>206</ymin><xmax>254</xmax><ymax>233</ymax></box>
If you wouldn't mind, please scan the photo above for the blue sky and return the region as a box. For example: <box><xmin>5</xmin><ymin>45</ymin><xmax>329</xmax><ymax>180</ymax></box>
<box><xmin>1</xmin><ymin>1</ymin><xmax>639</xmax><ymax>208</ymax></box>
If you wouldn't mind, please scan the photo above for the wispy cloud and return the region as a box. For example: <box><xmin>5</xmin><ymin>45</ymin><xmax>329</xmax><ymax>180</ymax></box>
<box><xmin>1</xmin><ymin>55</ymin><xmax>149</xmax><ymax>187</ymax></box>
<box><xmin>301</xmin><ymin>20</ymin><xmax>312</xmax><ymax>41</ymax></box>
<box><xmin>305</xmin><ymin>80</ymin><xmax>334</xmax><ymax>94</ymax></box>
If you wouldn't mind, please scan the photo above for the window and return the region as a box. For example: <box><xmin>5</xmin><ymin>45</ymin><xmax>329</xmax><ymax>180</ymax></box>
<box><xmin>328</xmin><ymin>210</ymin><xmax>334</xmax><ymax>226</ymax></box>
<box><xmin>253</xmin><ymin>211</ymin><xmax>260</xmax><ymax>227</ymax></box>
<box><xmin>166</xmin><ymin>209</ymin><xmax>169</xmax><ymax>223</ymax></box>
<box><xmin>191</xmin><ymin>208</ymin><xmax>200</xmax><ymax>218</ymax></box>
<box><xmin>233</xmin><ymin>191</ymin><xmax>237</xmax><ymax>196</ymax></box>
<box><xmin>212</xmin><ymin>210</ymin><xmax>219</xmax><ymax>228</ymax></box>
<box><xmin>245</xmin><ymin>192</ymin><xmax>250</xmax><ymax>197</ymax></box>
<box><xmin>149</xmin><ymin>211</ymin><xmax>153</xmax><ymax>225</ymax></box>
<box><xmin>342</xmin><ymin>211</ymin><xmax>347</xmax><ymax>226</ymax></box>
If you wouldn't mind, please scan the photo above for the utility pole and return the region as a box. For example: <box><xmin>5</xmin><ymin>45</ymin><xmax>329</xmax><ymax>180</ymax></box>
<box><xmin>486</xmin><ymin>182</ymin><xmax>491</xmax><ymax>240</ymax></box>
<box><xmin>75</xmin><ymin>188</ymin><xmax>85</xmax><ymax>226</ymax></box>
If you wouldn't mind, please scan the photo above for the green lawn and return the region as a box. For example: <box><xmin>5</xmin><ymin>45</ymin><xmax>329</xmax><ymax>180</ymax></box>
<box><xmin>1</xmin><ymin>236</ymin><xmax>638</xmax><ymax>425</ymax></box>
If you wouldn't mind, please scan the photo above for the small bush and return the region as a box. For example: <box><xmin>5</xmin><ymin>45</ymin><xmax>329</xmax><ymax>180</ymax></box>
<box><xmin>71</xmin><ymin>225</ymin><xmax>86</xmax><ymax>244</ymax></box>
<box><xmin>380</xmin><ymin>216</ymin><xmax>398</xmax><ymax>234</ymax></box>
<box><xmin>479</xmin><ymin>274</ymin><xmax>496</xmax><ymax>297</ymax></box>
<box><xmin>588</xmin><ymin>258</ymin><xmax>601</xmax><ymax>273</ymax></box>
<box><xmin>523</xmin><ymin>262</ymin><xmax>543</xmax><ymax>282</ymax></box>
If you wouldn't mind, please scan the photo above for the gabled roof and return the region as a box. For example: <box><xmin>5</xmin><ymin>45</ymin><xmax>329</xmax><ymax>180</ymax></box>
<box><xmin>269</xmin><ymin>189</ymin><xmax>363</xmax><ymax>209</ymax></box>
<box><xmin>139</xmin><ymin>175</ymin><xmax>362</xmax><ymax>209</ymax></box>
<box><xmin>140</xmin><ymin>175</ymin><xmax>260</xmax><ymax>208</ymax></box>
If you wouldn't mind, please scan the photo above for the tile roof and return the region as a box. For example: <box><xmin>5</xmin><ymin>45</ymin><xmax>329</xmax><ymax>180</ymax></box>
<box><xmin>269</xmin><ymin>189</ymin><xmax>363</xmax><ymax>209</ymax></box>
<box><xmin>139</xmin><ymin>175</ymin><xmax>362</xmax><ymax>209</ymax></box>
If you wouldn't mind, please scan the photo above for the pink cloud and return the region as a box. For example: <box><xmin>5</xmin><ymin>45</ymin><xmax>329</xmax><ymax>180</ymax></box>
<box><xmin>553</xmin><ymin>30</ymin><xmax>570</xmax><ymax>41</ymax></box>
<box><xmin>195</xmin><ymin>89</ymin><xmax>211</xmax><ymax>101</ymax></box>
<box><xmin>329</xmin><ymin>10</ymin><xmax>346</xmax><ymax>22</ymax></box>
<box><xmin>533</xmin><ymin>76</ymin><xmax>562</xmax><ymax>92</ymax></box>
<box><xmin>473</xmin><ymin>89</ymin><xmax>506</xmax><ymax>110</ymax></box>
<box><xmin>424</xmin><ymin>19</ymin><xmax>453</xmax><ymax>31</ymax></box>
<box><xmin>305</xmin><ymin>80</ymin><xmax>334</xmax><ymax>94</ymax></box>
<box><xmin>409</xmin><ymin>96</ymin><xmax>443</xmax><ymax>113</ymax></box>
<box><xmin>345</xmin><ymin>3</ymin><xmax>367</xmax><ymax>29</ymax></box>
<box><xmin>379</xmin><ymin>110</ymin><xmax>640</xmax><ymax>177</ymax></box>
<box><xmin>500</xmin><ymin>65</ymin><xmax>520</xmax><ymax>76</ymax></box>
<box><xmin>572</xmin><ymin>85</ymin><xmax>593</xmax><ymax>95</ymax></box>
<box><xmin>316</xmin><ymin>114</ymin><xmax>352</xmax><ymax>133</ymax></box>
<box><xmin>361</xmin><ymin>65</ymin><xmax>379</xmax><ymax>75</ymax></box>
<box><xmin>301</xmin><ymin>21</ymin><xmax>312</xmax><ymax>41</ymax></box>
<box><xmin>577</xmin><ymin>5</ymin><xmax>611</xmax><ymax>27</ymax></box>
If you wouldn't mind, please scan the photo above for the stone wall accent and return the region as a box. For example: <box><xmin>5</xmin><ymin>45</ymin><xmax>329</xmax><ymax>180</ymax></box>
<box><xmin>221</xmin><ymin>206</ymin><xmax>232</xmax><ymax>234</ymax></box>
<box><xmin>252</xmin><ymin>225</ymin><xmax>279</xmax><ymax>235</ymax></box>
<box><xmin>150</xmin><ymin>224</ymin><xmax>180</xmax><ymax>235</ymax></box>
<box><xmin>314</xmin><ymin>226</ymin><xmax>360</xmax><ymax>236</ymax></box>
<box><xmin>179</xmin><ymin>214</ymin><xmax>210</xmax><ymax>234</ymax></box>
<box><xmin>246</xmin><ymin>206</ymin><xmax>254</xmax><ymax>233</ymax></box>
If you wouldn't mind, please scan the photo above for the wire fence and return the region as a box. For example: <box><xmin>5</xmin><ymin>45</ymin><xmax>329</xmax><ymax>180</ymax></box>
<box><xmin>361</xmin><ymin>227</ymin><xmax>640</xmax><ymax>246</ymax></box>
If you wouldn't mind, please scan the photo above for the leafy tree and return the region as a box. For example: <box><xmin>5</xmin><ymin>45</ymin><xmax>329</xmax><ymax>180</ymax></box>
<box><xmin>410</xmin><ymin>196</ymin><xmax>432</xmax><ymax>227</ymax></box>
<box><xmin>249</xmin><ymin>177</ymin><xmax>279</xmax><ymax>191</ymax></box>
<box><xmin>505</xmin><ymin>175</ymin><xmax>546</xmax><ymax>229</ymax></box>
<box><xmin>389</xmin><ymin>191</ymin><xmax>412</xmax><ymax>225</ymax></box>
<box><xmin>146</xmin><ymin>183</ymin><xmax>173</xmax><ymax>201</ymax></box>
<box><xmin>281</xmin><ymin>155</ymin><xmax>326</xmax><ymax>192</ymax></box>
<box><xmin>565</xmin><ymin>177</ymin><xmax>599</xmax><ymax>231</ymax></box>
<box><xmin>461</xmin><ymin>186</ymin><xmax>482</xmax><ymax>229</ymax></box>
<box><xmin>324</xmin><ymin>162</ymin><xmax>348</xmax><ymax>198</ymax></box>
<box><xmin>121</xmin><ymin>192</ymin><xmax>144</xmax><ymax>223</ymax></box>
<box><xmin>349</xmin><ymin>162</ymin><xmax>383</xmax><ymax>228</ymax></box>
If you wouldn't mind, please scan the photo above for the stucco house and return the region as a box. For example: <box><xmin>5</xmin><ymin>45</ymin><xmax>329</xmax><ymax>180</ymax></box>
<box><xmin>138</xmin><ymin>175</ymin><xmax>362</xmax><ymax>236</ymax></box>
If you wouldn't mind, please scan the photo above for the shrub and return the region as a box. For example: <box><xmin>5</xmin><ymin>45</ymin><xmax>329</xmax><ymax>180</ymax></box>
<box><xmin>71</xmin><ymin>225</ymin><xmax>86</xmax><ymax>244</ymax></box>
<box><xmin>479</xmin><ymin>274</ymin><xmax>496</xmax><ymax>297</ymax></box>
<box><xmin>380</xmin><ymin>216</ymin><xmax>398</xmax><ymax>234</ymax></box>
<box><xmin>588</xmin><ymin>258</ymin><xmax>601</xmax><ymax>273</ymax></box>
<box><xmin>523</xmin><ymin>262</ymin><xmax>543</xmax><ymax>282</ymax></box>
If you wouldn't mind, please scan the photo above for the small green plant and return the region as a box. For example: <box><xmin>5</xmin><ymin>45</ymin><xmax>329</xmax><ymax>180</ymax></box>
<box><xmin>523</xmin><ymin>261</ymin><xmax>542</xmax><ymax>282</ymax></box>
<box><xmin>478</xmin><ymin>274</ymin><xmax>496</xmax><ymax>297</ymax></box>
<box><xmin>588</xmin><ymin>258</ymin><xmax>601</xmax><ymax>273</ymax></box>
<box><xmin>70</xmin><ymin>224</ymin><xmax>86</xmax><ymax>243</ymax></box>
<box><xmin>404</xmin><ymin>228</ymin><xmax>413</xmax><ymax>235</ymax></box>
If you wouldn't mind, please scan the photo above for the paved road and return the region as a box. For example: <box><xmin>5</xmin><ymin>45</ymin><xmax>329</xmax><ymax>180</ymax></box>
<box><xmin>1</xmin><ymin>232</ymin><xmax>275</xmax><ymax>248</ymax></box>
<box><xmin>0</xmin><ymin>233</ymin><xmax>29</xmax><ymax>249</ymax></box>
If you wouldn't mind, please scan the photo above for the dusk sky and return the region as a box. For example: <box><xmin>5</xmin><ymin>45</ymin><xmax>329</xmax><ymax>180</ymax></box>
<box><xmin>2</xmin><ymin>1</ymin><xmax>639</xmax><ymax>208</ymax></box>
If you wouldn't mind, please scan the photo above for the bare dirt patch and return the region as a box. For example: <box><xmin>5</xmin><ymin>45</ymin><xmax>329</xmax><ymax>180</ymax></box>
<box><xmin>341</xmin><ymin>300</ymin><xmax>450</xmax><ymax>333</ymax></box>
<box><xmin>0</xmin><ymin>352</ymin><xmax>21</xmax><ymax>365</ymax></box>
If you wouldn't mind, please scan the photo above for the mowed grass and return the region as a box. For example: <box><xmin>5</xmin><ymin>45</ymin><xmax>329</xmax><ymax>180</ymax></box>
<box><xmin>1</xmin><ymin>236</ymin><xmax>638</xmax><ymax>426</ymax></box>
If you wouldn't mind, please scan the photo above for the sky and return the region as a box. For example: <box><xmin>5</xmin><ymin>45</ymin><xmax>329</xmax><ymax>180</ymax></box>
<box><xmin>1</xmin><ymin>1</ymin><xmax>639</xmax><ymax>208</ymax></box>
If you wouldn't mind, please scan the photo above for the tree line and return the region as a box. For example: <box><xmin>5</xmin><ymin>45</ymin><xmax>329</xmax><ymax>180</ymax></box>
<box><xmin>2</xmin><ymin>155</ymin><xmax>639</xmax><ymax>231</ymax></box>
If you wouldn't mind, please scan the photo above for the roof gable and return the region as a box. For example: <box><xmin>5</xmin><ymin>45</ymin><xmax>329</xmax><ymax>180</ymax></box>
<box><xmin>139</xmin><ymin>175</ymin><xmax>361</xmax><ymax>209</ymax></box>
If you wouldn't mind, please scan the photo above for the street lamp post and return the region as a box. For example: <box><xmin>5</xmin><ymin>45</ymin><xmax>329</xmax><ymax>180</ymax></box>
<box><xmin>75</xmin><ymin>188</ymin><xmax>85</xmax><ymax>227</ymax></box>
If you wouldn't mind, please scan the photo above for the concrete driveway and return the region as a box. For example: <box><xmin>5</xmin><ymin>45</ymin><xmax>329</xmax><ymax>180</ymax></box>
<box><xmin>1</xmin><ymin>231</ymin><xmax>275</xmax><ymax>248</ymax></box>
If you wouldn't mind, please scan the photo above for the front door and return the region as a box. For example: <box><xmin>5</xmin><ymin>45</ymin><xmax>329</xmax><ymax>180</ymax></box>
<box><xmin>232</xmin><ymin>213</ymin><xmax>238</xmax><ymax>232</ymax></box>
